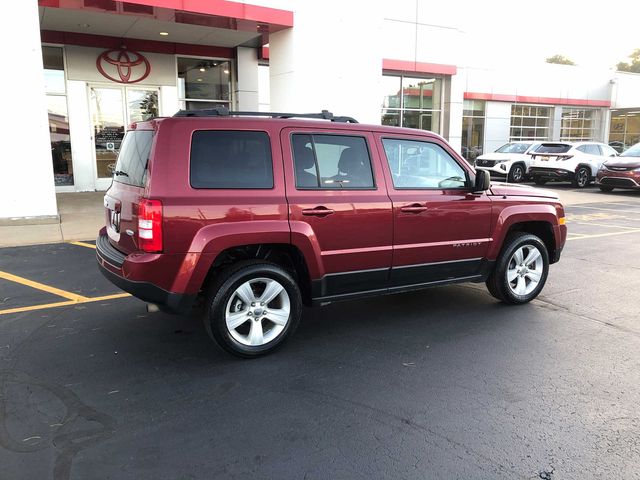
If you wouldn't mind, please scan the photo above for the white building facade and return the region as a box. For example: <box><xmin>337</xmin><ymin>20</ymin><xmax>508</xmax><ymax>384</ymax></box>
<box><xmin>2</xmin><ymin>0</ymin><xmax>640</xmax><ymax>222</ymax></box>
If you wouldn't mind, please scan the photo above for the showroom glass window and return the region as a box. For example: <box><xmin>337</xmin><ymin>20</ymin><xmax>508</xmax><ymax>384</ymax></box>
<box><xmin>510</xmin><ymin>105</ymin><xmax>551</xmax><ymax>141</ymax></box>
<box><xmin>43</xmin><ymin>46</ymin><xmax>74</xmax><ymax>186</ymax></box>
<box><xmin>461</xmin><ymin>100</ymin><xmax>485</xmax><ymax>162</ymax></box>
<box><xmin>560</xmin><ymin>108</ymin><xmax>599</xmax><ymax>141</ymax></box>
<box><xmin>608</xmin><ymin>109</ymin><xmax>640</xmax><ymax>153</ymax></box>
<box><xmin>381</xmin><ymin>74</ymin><xmax>442</xmax><ymax>133</ymax></box>
<box><xmin>177</xmin><ymin>57</ymin><xmax>232</xmax><ymax>110</ymax></box>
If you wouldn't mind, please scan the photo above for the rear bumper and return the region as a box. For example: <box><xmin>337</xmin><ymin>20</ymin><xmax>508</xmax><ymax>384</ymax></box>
<box><xmin>96</xmin><ymin>231</ymin><xmax>196</xmax><ymax>314</ymax></box>
<box><xmin>529</xmin><ymin>167</ymin><xmax>573</xmax><ymax>181</ymax></box>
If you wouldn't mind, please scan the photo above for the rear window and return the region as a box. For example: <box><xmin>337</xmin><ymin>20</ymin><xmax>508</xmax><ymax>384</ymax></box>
<box><xmin>190</xmin><ymin>130</ymin><xmax>273</xmax><ymax>189</ymax></box>
<box><xmin>113</xmin><ymin>130</ymin><xmax>154</xmax><ymax>187</ymax></box>
<box><xmin>533</xmin><ymin>144</ymin><xmax>572</xmax><ymax>154</ymax></box>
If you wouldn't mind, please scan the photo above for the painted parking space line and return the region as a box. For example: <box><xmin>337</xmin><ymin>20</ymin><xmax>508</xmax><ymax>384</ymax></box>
<box><xmin>570</xmin><ymin>221</ymin><xmax>639</xmax><ymax>230</ymax></box>
<box><xmin>0</xmin><ymin>270</ymin><xmax>89</xmax><ymax>302</ymax></box>
<box><xmin>568</xmin><ymin>205</ymin><xmax>640</xmax><ymax>215</ymax></box>
<box><xmin>0</xmin><ymin>292</ymin><xmax>131</xmax><ymax>316</ymax></box>
<box><xmin>68</xmin><ymin>241</ymin><xmax>96</xmax><ymax>249</ymax></box>
<box><xmin>566</xmin><ymin>228</ymin><xmax>640</xmax><ymax>241</ymax></box>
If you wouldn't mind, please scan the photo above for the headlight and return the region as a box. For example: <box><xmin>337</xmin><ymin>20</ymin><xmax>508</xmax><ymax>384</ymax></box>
<box><xmin>600</xmin><ymin>164</ymin><xmax>609</xmax><ymax>171</ymax></box>
<box><xmin>499</xmin><ymin>163</ymin><xmax>507</xmax><ymax>171</ymax></box>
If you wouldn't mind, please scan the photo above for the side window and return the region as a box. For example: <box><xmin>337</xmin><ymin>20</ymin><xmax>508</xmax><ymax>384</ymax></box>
<box><xmin>291</xmin><ymin>134</ymin><xmax>374</xmax><ymax>189</ymax></box>
<box><xmin>382</xmin><ymin>138</ymin><xmax>468</xmax><ymax>189</ymax></box>
<box><xmin>190</xmin><ymin>130</ymin><xmax>273</xmax><ymax>189</ymax></box>
<box><xmin>577</xmin><ymin>144</ymin><xmax>600</xmax><ymax>156</ymax></box>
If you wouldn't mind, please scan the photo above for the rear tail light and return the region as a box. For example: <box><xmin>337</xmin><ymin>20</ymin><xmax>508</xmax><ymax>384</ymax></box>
<box><xmin>559</xmin><ymin>155</ymin><xmax>573</xmax><ymax>161</ymax></box>
<box><xmin>138</xmin><ymin>199</ymin><xmax>163</xmax><ymax>252</ymax></box>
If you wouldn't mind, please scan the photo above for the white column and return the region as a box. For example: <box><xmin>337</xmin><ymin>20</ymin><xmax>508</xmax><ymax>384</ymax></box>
<box><xmin>269</xmin><ymin>2</ymin><xmax>383</xmax><ymax>124</ymax></box>
<box><xmin>67</xmin><ymin>81</ymin><xmax>95</xmax><ymax>192</ymax></box>
<box><xmin>443</xmin><ymin>73</ymin><xmax>465</xmax><ymax>151</ymax></box>
<box><xmin>235</xmin><ymin>47</ymin><xmax>260</xmax><ymax>111</ymax></box>
<box><xmin>0</xmin><ymin>1</ymin><xmax>58</xmax><ymax>220</ymax></box>
<box><xmin>484</xmin><ymin>102</ymin><xmax>512</xmax><ymax>154</ymax></box>
<box><xmin>551</xmin><ymin>107</ymin><xmax>563</xmax><ymax>141</ymax></box>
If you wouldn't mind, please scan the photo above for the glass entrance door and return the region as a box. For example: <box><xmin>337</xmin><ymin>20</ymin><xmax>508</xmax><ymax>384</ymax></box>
<box><xmin>89</xmin><ymin>86</ymin><xmax>159</xmax><ymax>190</ymax></box>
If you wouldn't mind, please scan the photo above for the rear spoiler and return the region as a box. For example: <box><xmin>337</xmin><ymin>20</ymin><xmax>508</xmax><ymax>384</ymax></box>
<box><xmin>530</xmin><ymin>152</ymin><xmax>573</xmax><ymax>159</ymax></box>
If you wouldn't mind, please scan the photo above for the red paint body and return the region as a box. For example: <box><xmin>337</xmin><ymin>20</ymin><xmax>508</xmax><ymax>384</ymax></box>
<box><xmin>98</xmin><ymin>117</ymin><xmax>567</xmax><ymax>309</ymax></box>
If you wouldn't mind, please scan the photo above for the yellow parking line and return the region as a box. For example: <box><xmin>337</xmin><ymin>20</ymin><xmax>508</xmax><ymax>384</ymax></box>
<box><xmin>571</xmin><ymin>221</ymin><xmax>639</xmax><ymax>230</ymax></box>
<box><xmin>69</xmin><ymin>241</ymin><xmax>96</xmax><ymax>249</ymax></box>
<box><xmin>0</xmin><ymin>292</ymin><xmax>131</xmax><ymax>316</ymax></box>
<box><xmin>566</xmin><ymin>229</ymin><xmax>640</xmax><ymax>241</ymax></box>
<box><xmin>0</xmin><ymin>270</ymin><xmax>89</xmax><ymax>302</ymax></box>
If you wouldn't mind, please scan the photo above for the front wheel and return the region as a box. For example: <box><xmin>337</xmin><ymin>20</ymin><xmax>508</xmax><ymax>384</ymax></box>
<box><xmin>486</xmin><ymin>233</ymin><xmax>549</xmax><ymax>304</ymax></box>
<box><xmin>572</xmin><ymin>167</ymin><xmax>591</xmax><ymax>188</ymax></box>
<box><xmin>508</xmin><ymin>164</ymin><xmax>526</xmax><ymax>183</ymax></box>
<box><xmin>205</xmin><ymin>261</ymin><xmax>302</xmax><ymax>358</ymax></box>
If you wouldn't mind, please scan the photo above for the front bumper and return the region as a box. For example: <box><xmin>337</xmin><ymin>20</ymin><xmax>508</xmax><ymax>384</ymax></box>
<box><xmin>96</xmin><ymin>232</ymin><xmax>196</xmax><ymax>314</ymax></box>
<box><xmin>475</xmin><ymin>166</ymin><xmax>508</xmax><ymax>177</ymax></box>
<box><xmin>596</xmin><ymin>173</ymin><xmax>640</xmax><ymax>190</ymax></box>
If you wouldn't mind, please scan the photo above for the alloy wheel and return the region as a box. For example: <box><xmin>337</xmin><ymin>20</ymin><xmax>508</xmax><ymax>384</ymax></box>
<box><xmin>225</xmin><ymin>278</ymin><xmax>291</xmax><ymax>346</ymax></box>
<box><xmin>506</xmin><ymin>244</ymin><xmax>543</xmax><ymax>296</ymax></box>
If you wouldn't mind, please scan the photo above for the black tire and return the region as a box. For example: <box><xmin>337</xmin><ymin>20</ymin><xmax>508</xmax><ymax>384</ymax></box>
<box><xmin>533</xmin><ymin>177</ymin><xmax>548</xmax><ymax>185</ymax></box>
<box><xmin>598</xmin><ymin>185</ymin><xmax>614</xmax><ymax>192</ymax></box>
<box><xmin>508</xmin><ymin>163</ymin><xmax>526</xmax><ymax>183</ymax></box>
<box><xmin>572</xmin><ymin>166</ymin><xmax>590</xmax><ymax>188</ymax></box>
<box><xmin>204</xmin><ymin>260</ymin><xmax>302</xmax><ymax>358</ymax></box>
<box><xmin>486</xmin><ymin>232</ymin><xmax>550</xmax><ymax>305</ymax></box>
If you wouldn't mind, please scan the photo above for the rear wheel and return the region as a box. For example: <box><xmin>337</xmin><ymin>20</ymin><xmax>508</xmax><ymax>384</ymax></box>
<box><xmin>205</xmin><ymin>261</ymin><xmax>302</xmax><ymax>358</ymax></box>
<box><xmin>508</xmin><ymin>163</ymin><xmax>526</xmax><ymax>183</ymax></box>
<box><xmin>598</xmin><ymin>185</ymin><xmax>614</xmax><ymax>192</ymax></box>
<box><xmin>572</xmin><ymin>166</ymin><xmax>590</xmax><ymax>188</ymax></box>
<box><xmin>486</xmin><ymin>232</ymin><xmax>549</xmax><ymax>304</ymax></box>
<box><xmin>533</xmin><ymin>177</ymin><xmax>548</xmax><ymax>185</ymax></box>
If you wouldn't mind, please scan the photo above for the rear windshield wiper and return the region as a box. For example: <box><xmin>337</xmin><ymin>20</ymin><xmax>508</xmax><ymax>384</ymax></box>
<box><xmin>114</xmin><ymin>170</ymin><xmax>129</xmax><ymax>177</ymax></box>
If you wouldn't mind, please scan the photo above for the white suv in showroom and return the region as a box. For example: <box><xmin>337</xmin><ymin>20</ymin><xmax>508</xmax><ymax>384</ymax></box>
<box><xmin>474</xmin><ymin>142</ymin><xmax>540</xmax><ymax>183</ymax></box>
<box><xmin>529</xmin><ymin>141</ymin><xmax>618</xmax><ymax>188</ymax></box>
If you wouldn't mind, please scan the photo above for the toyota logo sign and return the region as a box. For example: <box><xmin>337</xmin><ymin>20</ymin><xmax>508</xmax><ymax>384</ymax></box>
<box><xmin>96</xmin><ymin>48</ymin><xmax>151</xmax><ymax>84</ymax></box>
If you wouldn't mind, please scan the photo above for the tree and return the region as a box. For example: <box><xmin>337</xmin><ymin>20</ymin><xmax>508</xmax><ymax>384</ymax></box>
<box><xmin>617</xmin><ymin>49</ymin><xmax>640</xmax><ymax>73</ymax></box>
<box><xmin>546</xmin><ymin>54</ymin><xmax>575</xmax><ymax>65</ymax></box>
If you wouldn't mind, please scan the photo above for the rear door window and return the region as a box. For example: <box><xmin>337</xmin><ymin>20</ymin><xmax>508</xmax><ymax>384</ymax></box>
<box><xmin>190</xmin><ymin>130</ymin><xmax>273</xmax><ymax>189</ymax></box>
<box><xmin>577</xmin><ymin>144</ymin><xmax>601</xmax><ymax>156</ymax></box>
<box><xmin>113</xmin><ymin>130</ymin><xmax>154</xmax><ymax>187</ymax></box>
<box><xmin>291</xmin><ymin>134</ymin><xmax>374</xmax><ymax>189</ymax></box>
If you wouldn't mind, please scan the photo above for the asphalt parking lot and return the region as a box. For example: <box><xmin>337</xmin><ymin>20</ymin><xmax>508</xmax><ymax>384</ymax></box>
<box><xmin>1</xmin><ymin>188</ymin><xmax>640</xmax><ymax>480</ymax></box>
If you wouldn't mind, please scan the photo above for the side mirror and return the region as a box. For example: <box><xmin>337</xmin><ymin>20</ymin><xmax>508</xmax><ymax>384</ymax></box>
<box><xmin>473</xmin><ymin>169</ymin><xmax>491</xmax><ymax>192</ymax></box>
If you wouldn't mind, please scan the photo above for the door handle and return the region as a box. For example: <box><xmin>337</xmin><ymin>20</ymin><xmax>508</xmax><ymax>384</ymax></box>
<box><xmin>400</xmin><ymin>204</ymin><xmax>428</xmax><ymax>214</ymax></box>
<box><xmin>302</xmin><ymin>207</ymin><xmax>335</xmax><ymax>217</ymax></box>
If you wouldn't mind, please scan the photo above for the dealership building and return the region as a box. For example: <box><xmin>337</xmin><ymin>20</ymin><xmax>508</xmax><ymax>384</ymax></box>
<box><xmin>3</xmin><ymin>0</ymin><xmax>640</xmax><ymax>223</ymax></box>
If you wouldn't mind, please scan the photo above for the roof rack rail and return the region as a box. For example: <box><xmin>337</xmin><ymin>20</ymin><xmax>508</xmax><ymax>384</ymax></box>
<box><xmin>173</xmin><ymin>106</ymin><xmax>358</xmax><ymax>123</ymax></box>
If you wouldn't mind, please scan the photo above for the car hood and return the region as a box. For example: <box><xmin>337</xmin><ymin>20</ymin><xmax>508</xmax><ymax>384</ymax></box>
<box><xmin>489</xmin><ymin>182</ymin><xmax>559</xmax><ymax>199</ymax></box>
<box><xmin>604</xmin><ymin>158</ymin><xmax>640</xmax><ymax>169</ymax></box>
<box><xmin>476</xmin><ymin>152</ymin><xmax>528</xmax><ymax>161</ymax></box>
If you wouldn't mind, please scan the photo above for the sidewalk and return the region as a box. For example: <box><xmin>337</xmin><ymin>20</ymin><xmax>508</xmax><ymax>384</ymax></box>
<box><xmin>0</xmin><ymin>192</ymin><xmax>104</xmax><ymax>248</ymax></box>
<box><xmin>0</xmin><ymin>187</ymin><xmax>635</xmax><ymax>248</ymax></box>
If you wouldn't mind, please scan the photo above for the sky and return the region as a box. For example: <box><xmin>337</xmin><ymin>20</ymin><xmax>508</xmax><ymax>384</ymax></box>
<box><xmin>446</xmin><ymin>0</ymin><xmax>640</xmax><ymax>69</ymax></box>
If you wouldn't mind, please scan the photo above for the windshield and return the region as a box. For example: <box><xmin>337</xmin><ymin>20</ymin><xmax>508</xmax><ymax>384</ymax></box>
<box><xmin>533</xmin><ymin>143</ymin><xmax>572</xmax><ymax>154</ymax></box>
<box><xmin>496</xmin><ymin>143</ymin><xmax>531</xmax><ymax>154</ymax></box>
<box><xmin>113</xmin><ymin>130</ymin><xmax>154</xmax><ymax>187</ymax></box>
<box><xmin>621</xmin><ymin>142</ymin><xmax>640</xmax><ymax>157</ymax></box>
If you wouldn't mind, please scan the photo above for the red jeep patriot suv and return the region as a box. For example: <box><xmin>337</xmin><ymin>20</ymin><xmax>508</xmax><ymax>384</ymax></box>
<box><xmin>97</xmin><ymin>109</ymin><xmax>567</xmax><ymax>357</ymax></box>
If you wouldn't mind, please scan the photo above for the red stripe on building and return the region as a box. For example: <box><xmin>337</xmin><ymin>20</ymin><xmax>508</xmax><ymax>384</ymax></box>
<box><xmin>115</xmin><ymin>0</ymin><xmax>293</xmax><ymax>27</ymax></box>
<box><xmin>41</xmin><ymin>30</ymin><xmax>234</xmax><ymax>58</ymax></box>
<box><xmin>464</xmin><ymin>92</ymin><xmax>611</xmax><ymax>108</ymax></box>
<box><xmin>383</xmin><ymin>59</ymin><xmax>457</xmax><ymax>76</ymax></box>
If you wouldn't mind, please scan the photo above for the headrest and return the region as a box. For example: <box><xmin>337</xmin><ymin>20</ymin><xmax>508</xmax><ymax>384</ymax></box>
<box><xmin>292</xmin><ymin>137</ymin><xmax>315</xmax><ymax>169</ymax></box>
